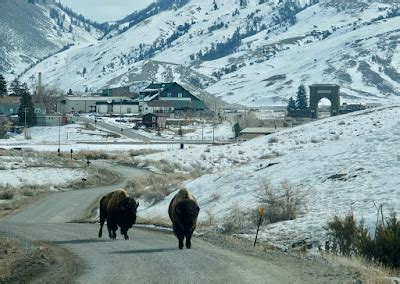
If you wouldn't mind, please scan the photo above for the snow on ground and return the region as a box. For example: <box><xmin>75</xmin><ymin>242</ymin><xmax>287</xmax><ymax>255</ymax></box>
<box><xmin>0</xmin><ymin>123</ymin><xmax>185</xmax><ymax>152</ymax></box>
<box><xmin>139</xmin><ymin>105</ymin><xmax>400</xmax><ymax>248</ymax></box>
<box><xmin>0</xmin><ymin>167</ymin><xmax>85</xmax><ymax>188</ymax></box>
<box><xmin>0</xmin><ymin>156</ymin><xmax>87</xmax><ymax>188</ymax></box>
<box><xmin>103</xmin><ymin>116</ymin><xmax>234</xmax><ymax>141</ymax></box>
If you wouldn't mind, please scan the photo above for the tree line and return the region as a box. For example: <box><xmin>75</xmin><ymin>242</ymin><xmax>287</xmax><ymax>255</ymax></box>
<box><xmin>287</xmin><ymin>84</ymin><xmax>308</xmax><ymax>118</ymax></box>
<box><xmin>0</xmin><ymin>75</ymin><xmax>37</xmax><ymax>128</ymax></box>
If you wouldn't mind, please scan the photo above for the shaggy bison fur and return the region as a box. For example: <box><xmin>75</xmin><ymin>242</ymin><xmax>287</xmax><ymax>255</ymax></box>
<box><xmin>168</xmin><ymin>189</ymin><xmax>200</xmax><ymax>249</ymax></box>
<box><xmin>98</xmin><ymin>189</ymin><xmax>139</xmax><ymax>240</ymax></box>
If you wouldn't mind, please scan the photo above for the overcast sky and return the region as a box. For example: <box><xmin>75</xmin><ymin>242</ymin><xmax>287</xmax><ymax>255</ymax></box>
<box><xmin>58</xmin><ymin>0</ymin><xmax>155</xmax><ymax>22</ymax></box>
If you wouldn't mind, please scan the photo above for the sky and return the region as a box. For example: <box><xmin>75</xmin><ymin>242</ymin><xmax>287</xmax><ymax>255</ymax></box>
<box><xmin>58</xmin><ymin>0</ymin><xmax>155</xmax><ymax>22</ymax></box>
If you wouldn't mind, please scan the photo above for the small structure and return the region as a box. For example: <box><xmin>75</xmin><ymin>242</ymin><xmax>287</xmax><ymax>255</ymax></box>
<box><xmin>240</xmin><ymin>127</ymin><xmax>281</xmax><ymax>140</ymax></box>
<box><xmin>309</xmin><ymin>84</ymin><xmax>340</xmax><ymax>119</ymax></box>
<box><xmin>36</xmin><ymin>114</ymin><xmax>64</xmax><ymax>126</ymax></box>
<box><xmin>142</xmin><ymin>113</ymin><xmax>157</xmax><ymax>129</ymax></box>
<box><xmin>0</xmin><ymin>96</ymin><xmax>20</xmax><ymax>116</ymax></box>
<box><xmin>340</xmin><ymin>103</ymin><xmax>366</xmax><ymax>114</ymax></box>
<box><xmin>142</xmin><ymin>113</ymin><xmax>166</xmax><ymax>129</ymax></box>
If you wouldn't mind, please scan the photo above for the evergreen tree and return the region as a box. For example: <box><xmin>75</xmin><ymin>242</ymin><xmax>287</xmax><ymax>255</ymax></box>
<box><xmin>295</xmin><ymin>84</ymin><xmax>308</xmax><ymax>110</ymax></box>
<box><xmin>233</xmin><ymin>122</ymin><xmax>241</xmax><ymax>140</ymax></box>
<box><xmin>0</xmin><ymin>75</ymin><xmax>7</xmax><ymax>97</ymax></box>
<box><xmin>213</xmin><ymin>0</ymin><xmax>218</xmax><ymax>10</ymax></box>
<box><xmin>18</xmin><ymin>85</ymin><xmax>37</xmax><ymax>127</ymax></box>
<box><xmin>10</xmin><ymin>79</ymin><xmax>23</xmax><ymax>96</ymax></box>
<box><xmin>287</xmin><ymin>97</ymin><xmax>296</xmax><ymax>114</ymax></box>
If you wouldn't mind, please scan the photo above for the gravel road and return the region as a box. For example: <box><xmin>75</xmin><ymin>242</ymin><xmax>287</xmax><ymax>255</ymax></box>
<box><xmin>0</xmin><ymin>163</ymin><xmax>358</xmax><ymax>283</ymax></box>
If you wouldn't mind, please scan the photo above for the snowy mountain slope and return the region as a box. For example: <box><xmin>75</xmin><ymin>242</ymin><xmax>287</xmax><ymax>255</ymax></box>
<box><xmin>138</xmin><ymin>105</ymin><xmax>400</xmax><ymax>247</ymax></box>
<box><xmin>15</xmin><ymin>0</ymin><xmax>400</xmax><ymax>106</ymax></box>
<box><xmin>0</xmin><ymin>0</ymin><xmax>103</xmax><ymax>82</ymax></box>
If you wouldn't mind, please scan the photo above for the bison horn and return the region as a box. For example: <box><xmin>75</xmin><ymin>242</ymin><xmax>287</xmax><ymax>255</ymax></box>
<box><xmin>136</xmin><ymin>201</ymin><xmax>139</xmax><ymax>207</ymax></box>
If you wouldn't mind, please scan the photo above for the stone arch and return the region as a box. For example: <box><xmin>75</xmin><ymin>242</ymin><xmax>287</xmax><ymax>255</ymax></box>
<box><xmin>309</xmin><ymin>84</ymin><xmax>340</xmax><ymax>119</ymax></box>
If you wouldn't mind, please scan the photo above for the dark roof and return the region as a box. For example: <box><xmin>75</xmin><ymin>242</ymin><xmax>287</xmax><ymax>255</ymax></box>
<box><xmin>146</xmin><ymin>101</ymin><xmax>173</xmax><ymax>107</ymax></box>
<box><xmin>145</xmin><ymin>82</ymin><xmax>175</xmax><ymax>90</ymax></box>
<box><xmin>170</xmin><ymin>100</ymin><xmax>206</xmax><ymax>110</ymax></box>
<box><xmin>96</xmin><ymin>100</ymin><xmax>138</xmax><ymax>105</ymax></box>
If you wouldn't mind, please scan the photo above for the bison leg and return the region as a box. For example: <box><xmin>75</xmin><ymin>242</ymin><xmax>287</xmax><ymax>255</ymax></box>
<box><xmin>185</xmin><ymin>233</ymin><xmax>192</xmax><ymax>249</ymax></box>
<box><xmin>173</xmin><ymin>224</ymin><xmax>184</xmax><ymax>249</ymax></box>
<box><xmin>98</xmin><ymin>206</ymin><xmax>107</xmax><ymax>238</ymax></box>
<box><xmin>98</xmin><ymin>220</ymin><xmax>104</xmax><ymax>238</ymax></box>
<box><xmin>121</xmin><ymin>227</ymin><xmax>129</xmax><ymax>240</ymax></box>
<box><xmin>178</xmin><ymin>236</ymin><xmax>184</xmax><ymax>249</ymax></box>
<box><xmin>107</xmin><ymin>221</ymin><xmax>117</xmax><ymax>239</ymax></box>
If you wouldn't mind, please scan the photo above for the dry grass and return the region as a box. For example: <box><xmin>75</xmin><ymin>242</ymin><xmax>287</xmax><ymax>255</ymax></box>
<box><xmin>324</xmin><ymin>254</ymin><xmax>399</xmax><ymax>283</ymax></box>
<box><xmin>0</xmin><ymin>237</ymin><xmax>21</xmax><ymax>278</ymax></box>
<box><xmin>125</xmin><ymin>171</ymin><xmax>196</xmax><ymax>204</ymax></box>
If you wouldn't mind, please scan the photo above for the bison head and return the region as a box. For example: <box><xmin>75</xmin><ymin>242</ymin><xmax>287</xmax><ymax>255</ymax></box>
<box><xmin>119</xmin><ymin>197</ymin><xmax>139</xmax><ymax>227</ymax></box>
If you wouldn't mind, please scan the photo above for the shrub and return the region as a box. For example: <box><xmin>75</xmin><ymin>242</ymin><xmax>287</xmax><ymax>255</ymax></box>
<box><xmin>256</xmin><ymin>180</ymin><xmax>306</xmax><ymax>223</ymax></box>
<box><xmin>0</xmin><ymin>190</ymin><xmax>14</xmax><ymax>200</ymax></box>
<box><xmin>222</xmin><ymin>205</ymin><xmax>257</xmax><ymax>233</ymax></box>
<box><xmin>326</xmin><ymin>210</ymin><xmax>400</xmax><ymax>268</ymax></box>
<box><xmin>124</xmin><ymin>171</ymin><xmax>197</xmax><ymax>204</ymax></box>
<box><xmin>268</xmin><ymin>137</ymin><xmax>279</xmax><ymax>144</ymax></box>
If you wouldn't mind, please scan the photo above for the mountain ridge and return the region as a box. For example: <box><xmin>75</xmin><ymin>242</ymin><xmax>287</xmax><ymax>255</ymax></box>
<box><xmin>3</xmin><ymin>0</ymin><xmax>400</xmax><ymax>106</ymax></box>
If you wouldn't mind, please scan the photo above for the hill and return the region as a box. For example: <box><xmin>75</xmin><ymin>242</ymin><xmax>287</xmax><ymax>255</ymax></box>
<box><xmin>138</xmin><ymin>105</ymin><xmax>400</xmax><ymax>247</ymax></box>
<box><xmin>5</xmin><ymin>0</ymin><xmax>400</xmax><ymax>106</ymax></box>
<box><xmin>0</xmin><ymin>0</ymin><xmax>104</xmax><ymax>82</ymax></box>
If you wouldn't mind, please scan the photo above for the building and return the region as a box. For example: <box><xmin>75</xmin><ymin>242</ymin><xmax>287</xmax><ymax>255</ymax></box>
<box><xmin>340</xmin><ymin>103</ymin><xmax>366</xmax><ymax>114</ymax></box>
<box><xmin>134</xmin><ymin>82</ymin><xmax>207</xmax><ymax>112</ymax></box>
<box><xmin>57</xmin><ymin>96</ymin><xmax>134</xmax><ymax>114</ymax></box>
<box><xmin>96</xmin><ymin>99</ymin><xmax>139</xmax><ymax>115</ymax></box>
<box><xmin>0</xmin><ymin>96</ymin><xmax>20</xmax><ymax>116</ymax></box>
<box><xmin>142</xmin><ymin>113</ymin><xmax>158</xmax><ymax>129</ymax></box>
<box><xmin>36</xmin><ymin>114</ymin><xmax>66</xmax><ymax>127</ymax></box>
<box><xmin>239</xmin><ymin>127</ymin><xmax>281</xmax><ymax>140</ymax></box>
<box><xmin>140</xmin><ymin>101</ymin><xmax>174</xmax><ymax>116</ymax></box>
<box><xmin>101</xmin><ymin>86</ymin><xmax>131</xmax><ymax>97</ymax></box>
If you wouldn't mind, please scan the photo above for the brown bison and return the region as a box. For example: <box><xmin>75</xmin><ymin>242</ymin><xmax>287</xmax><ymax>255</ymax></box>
<box><xmin>168</xmin><ymin>188</ymin><xmax>200</xmax><ymax>249</ymax></box>
<box><xmin>98</xmin><ymin>189</ymin><xmax>139</xmax><ymax>240</ymax></box>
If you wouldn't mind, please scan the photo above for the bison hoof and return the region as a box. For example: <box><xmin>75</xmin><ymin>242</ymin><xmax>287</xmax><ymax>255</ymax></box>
<box><xmin>124</xmin><ymin>235</ymin><xmax>129</xmax><ymax>240</ymax></box>
<box><xmin>98</xmin><ymin>232</ymin><xmax>102</xmax><ymax>238</ymax></box>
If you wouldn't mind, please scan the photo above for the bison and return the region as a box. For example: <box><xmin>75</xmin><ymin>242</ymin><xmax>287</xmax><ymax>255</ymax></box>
<box><xmin>168</xmin><ymin>188</ymin><xmax>200</xmax><ymax>249</ymax></box>
<box><xmin>98</xmin><ymin>189</ymin><xmax>139</xmax><ymax>240</ymax></box>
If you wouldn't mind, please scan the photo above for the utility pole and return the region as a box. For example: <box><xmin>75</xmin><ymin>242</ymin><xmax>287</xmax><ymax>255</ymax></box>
<box><xmin>201</xmin><ymin>120</ymin><xmax>204</xmax><ymax>141</ymax></box>
<box><xmin>120</xmin><ymin>99</ymin><xmax>123</xmax><ymax>131</ymax></box>
<box><xmin>212</xmin><ymin>102</ymin><xmax>216</xmax><ymax>144</ymax></box>
<box><xmin>58</xmin><ymin>113</ymin><xmax>61</xmax><ymax>155</ymax></box>
<box><xmin>24</xmin><ymin>107</ymin><xmax>28</xmax><ymax>139</ymax></box>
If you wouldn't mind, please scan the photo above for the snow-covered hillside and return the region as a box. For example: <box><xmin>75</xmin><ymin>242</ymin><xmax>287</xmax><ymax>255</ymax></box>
<box><xmin>139</xmin><ymin>105</ymin><xmax>400</xmax><ymax>247</ymax></box>
<box><xmin>0</xmin><ymin>0</ymin><xmax>103</xmax><ymax>82</ymax></box>
<box><xmin>17</xmin><ymin>0</ymin><xmax>400</xmax><ymax>106</ymax></box>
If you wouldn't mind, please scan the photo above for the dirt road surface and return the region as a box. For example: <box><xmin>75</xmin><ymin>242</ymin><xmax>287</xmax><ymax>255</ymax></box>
<box><xmin>0</xmin><ymin>163</ymin><xmax>358</xmax><ymax>283</ymax></box>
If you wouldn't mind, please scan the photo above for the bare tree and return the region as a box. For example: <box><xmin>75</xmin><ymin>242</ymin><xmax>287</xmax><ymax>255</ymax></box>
<box><xmin>32</xmin><ymin>87</ymin><xmax>65</xmax><ymax>113</ymax></box>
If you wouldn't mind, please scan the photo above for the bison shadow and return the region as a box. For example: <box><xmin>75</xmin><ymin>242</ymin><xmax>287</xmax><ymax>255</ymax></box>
<box><xmin>111</xmin><ymin>248</ymin><xmax>177</xmax><ymax>254</ymax></box>
<box><xmin>54</xmin><ymin>238</ymin><xmax>113</xmax><ymax>245</ymax></box>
